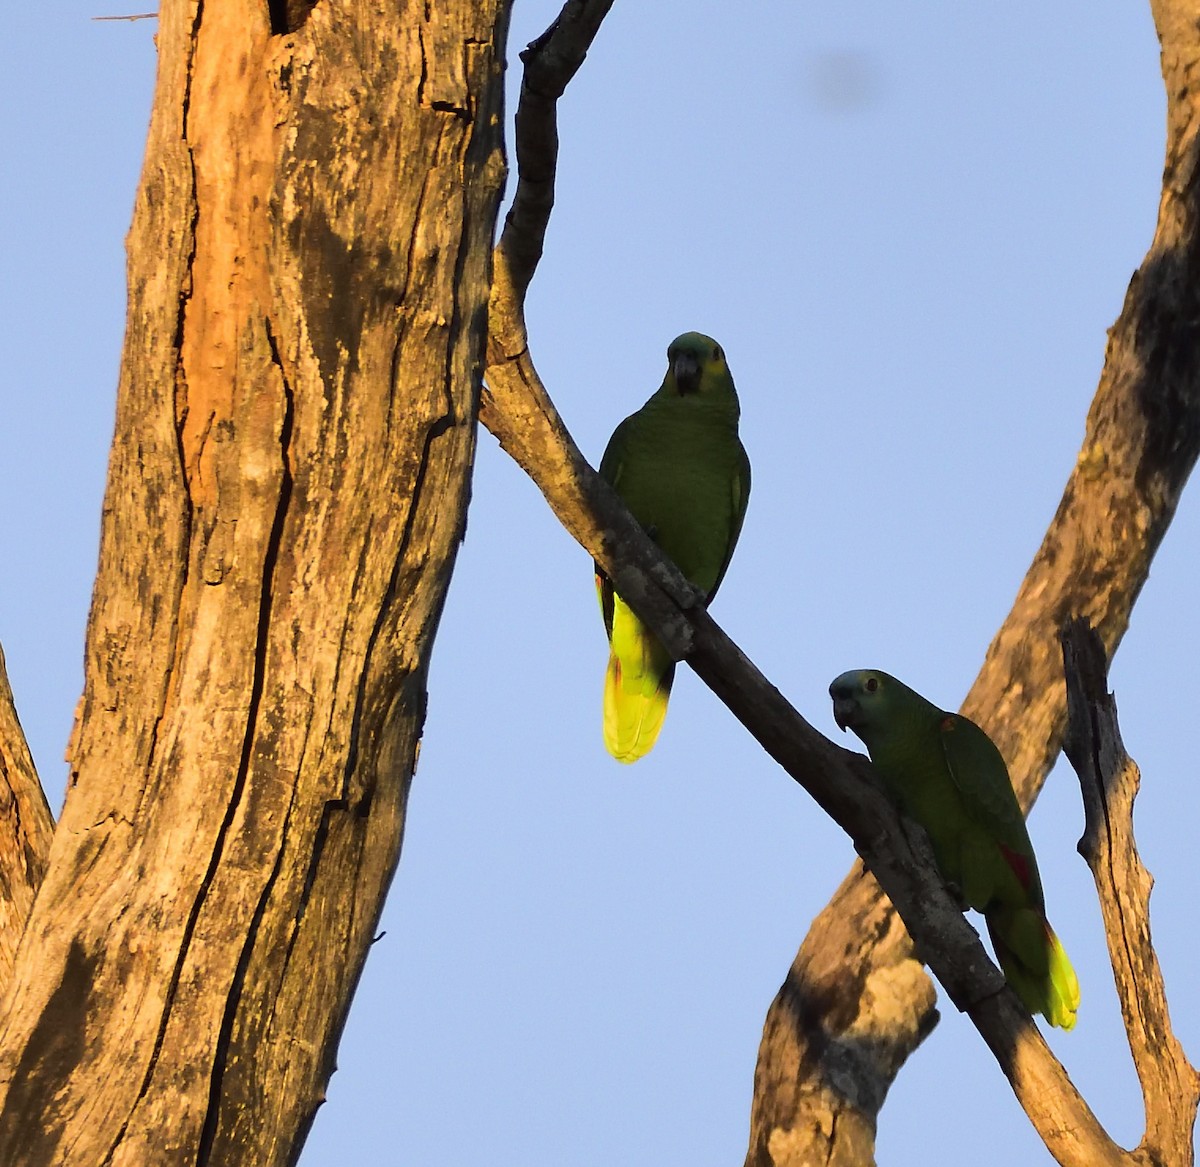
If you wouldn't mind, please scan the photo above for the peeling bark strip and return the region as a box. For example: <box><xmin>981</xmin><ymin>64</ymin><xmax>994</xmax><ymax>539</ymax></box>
<box><xmin>0</xmin><ymin>2</ymin><xmax>510</xmax><ymax>1164</ymax></box>
<box><xmin>745</xmin><ymin>3</ymin><xmax>1200</xmax><ymax>1161</ymax></box>
<box><xmin>0</xmin><ymin>647</ymin><xmax>53</xmax><ymax>998</ymax></box>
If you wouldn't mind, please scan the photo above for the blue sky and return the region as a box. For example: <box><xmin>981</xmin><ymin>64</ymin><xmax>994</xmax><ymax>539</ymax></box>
<box><xmin>2</xmin><ymin>3</ymin><xmax>1196</xmax><ymax>1164</ymax></box>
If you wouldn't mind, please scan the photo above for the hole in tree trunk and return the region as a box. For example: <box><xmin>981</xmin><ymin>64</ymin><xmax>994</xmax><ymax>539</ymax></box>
<box><xmin>268</xmin><ymin>0</ymin><xmax>318</xmax><ymax>34</ymax></box>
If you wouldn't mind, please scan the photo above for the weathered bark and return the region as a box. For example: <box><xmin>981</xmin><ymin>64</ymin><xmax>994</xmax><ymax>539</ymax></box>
<box><xmin>0</xmin><ymin>648</ymin><xmax>52</xmax><ymax>997</ymax></box>
<box><xmin>1062</xmin><ymin>621</ymin><xmax>1200</xmax><ymax>1167</ymax></box>
<box><xmin>744</xmin><ymin>3</ymin><xmax>1200</xmax><ymax>1161</ymax></box>
<box><xmin>0</xmin><ymin>1</ymin><xmax>509</xmax><ymax>1164</ymax></box>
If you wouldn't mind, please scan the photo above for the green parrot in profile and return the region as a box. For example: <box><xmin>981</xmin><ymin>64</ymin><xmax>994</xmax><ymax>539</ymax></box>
<box><xmin>828</xmin><ymin>669</ymin><xmax>1080</xmax><ymax>1029</ymax></box>
<box><xmin>595</xmin><ymin>332</ymin><xmax>751</xmax><ymax>763</ymax></box>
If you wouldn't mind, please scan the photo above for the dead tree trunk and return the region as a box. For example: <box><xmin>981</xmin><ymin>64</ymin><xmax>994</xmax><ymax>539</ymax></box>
<box><xmin>0</xmin><ymin>2</ymin><xmax>509</xmax><ymax>1164</ymax></box>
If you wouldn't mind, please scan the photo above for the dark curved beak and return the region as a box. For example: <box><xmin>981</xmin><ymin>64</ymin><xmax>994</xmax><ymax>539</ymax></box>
<box><xmin>829</xmin><ymin>688</ymin><xmax>855</xmax><ymax>732</ymax></box>
<box><xmin>673</xmin><ymin>350</ymin><xmax>701</xmax><ymax>395</ymax></box>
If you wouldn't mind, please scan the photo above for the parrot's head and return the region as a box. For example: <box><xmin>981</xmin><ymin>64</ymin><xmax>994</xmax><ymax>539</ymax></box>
<box><xmin>664</xmin><ymin>332</ymin><xmax>732</xmax><ymax>399</ymax></box>
<box><xmin>829</xmin><ymin>670</ymin><xmax>898</xmax><ymax>742</ymax></box>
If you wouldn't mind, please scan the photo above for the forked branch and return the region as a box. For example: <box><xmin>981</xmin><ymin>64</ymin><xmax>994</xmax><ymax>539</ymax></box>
<box><xmin>481</xmin><ymin>5</ymin><xmax>1135</xmax><ymax>1165</ymax></box>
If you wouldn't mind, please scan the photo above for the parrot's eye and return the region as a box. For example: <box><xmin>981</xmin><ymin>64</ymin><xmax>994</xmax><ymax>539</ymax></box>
<box><xmin>713</xmin><ymin>346</ymin><xmax>724</xmax><ymax>363</ymax></box>
<box><xmin>865</xmin><ymin>676</ymin><xmax>879</xmax><ymax>694</ymax></box>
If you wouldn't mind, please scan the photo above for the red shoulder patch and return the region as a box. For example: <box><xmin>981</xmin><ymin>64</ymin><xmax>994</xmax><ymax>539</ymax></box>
<box><xmin>999</xmin><ymin>842</ymin><xmax>1032</xmax><ymax>889</ymax></box>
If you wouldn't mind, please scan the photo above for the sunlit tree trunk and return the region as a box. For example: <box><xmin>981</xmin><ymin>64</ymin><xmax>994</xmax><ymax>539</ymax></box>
<box><xmin>0</xmin><ymin>1</ymin><xmax>509</xmax><ymax>1163</ymax></box>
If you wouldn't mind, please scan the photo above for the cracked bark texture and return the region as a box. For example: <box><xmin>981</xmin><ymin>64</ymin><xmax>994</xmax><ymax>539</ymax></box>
<box><xmin>1061</xmin><ymin>621</ymin><xmax>1199</xmax><ymax>1167</ymax></box>
<box><xmin>745</xmin><ymin>3</ymin><xmax>1200</xmax><ymax>1163</ymax></box>
<box><xmin>0</xmin><ymin>1</ymin><xmax>509</xmax><ymax>1164</ymax></box>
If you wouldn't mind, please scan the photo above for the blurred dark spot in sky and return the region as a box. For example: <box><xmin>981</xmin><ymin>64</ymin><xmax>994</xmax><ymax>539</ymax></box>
<box><xmin>801</xmin><ymin>50</ymin><xmax>885</xmax><ymax>113</ymax></box>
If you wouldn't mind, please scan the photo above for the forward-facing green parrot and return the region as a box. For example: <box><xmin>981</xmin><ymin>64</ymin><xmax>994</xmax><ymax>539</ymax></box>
<box><xmin>595</xmin><ymin>332</ymin><xmax>751</xmax><ymax>763</ymax></box>
<box><xmin>828</xmin><ymin>669</ymin><xmax>1080</xmax><ymax>1029</ymax></box>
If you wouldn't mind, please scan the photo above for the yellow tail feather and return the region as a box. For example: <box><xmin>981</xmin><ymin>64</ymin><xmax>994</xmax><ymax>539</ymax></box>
<box><xmin>988</xmin><ymin>910</ymin><xmax>1080</xmax><ymax>1030</ymax></box>
<box><xmin>1043</xmin><ymin>922</ymin><xmax>1080</xmax><ymax>1031</ymax></box>
<box><xmin>602</xmin><ymin>596</ymin><xmax>675</xmax><ymax>763</ymax></box>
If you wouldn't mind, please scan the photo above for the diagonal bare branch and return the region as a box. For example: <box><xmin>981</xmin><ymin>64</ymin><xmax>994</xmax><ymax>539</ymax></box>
<box><xmin>483</xmin><ymin>314</ymin><xmax>1124</xmax><ymax>1165</ymax></box>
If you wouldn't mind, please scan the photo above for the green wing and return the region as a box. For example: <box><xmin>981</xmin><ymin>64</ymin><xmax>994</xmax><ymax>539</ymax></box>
<box><xmin>937</xmin><ymin>713</ymin><xmax>1044</xmax><ymax>906</ymax></box>
<box><xmin>707</xmin><ymin>441</ymin><xmax>751</xmax><ymax>602</ymax></box>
